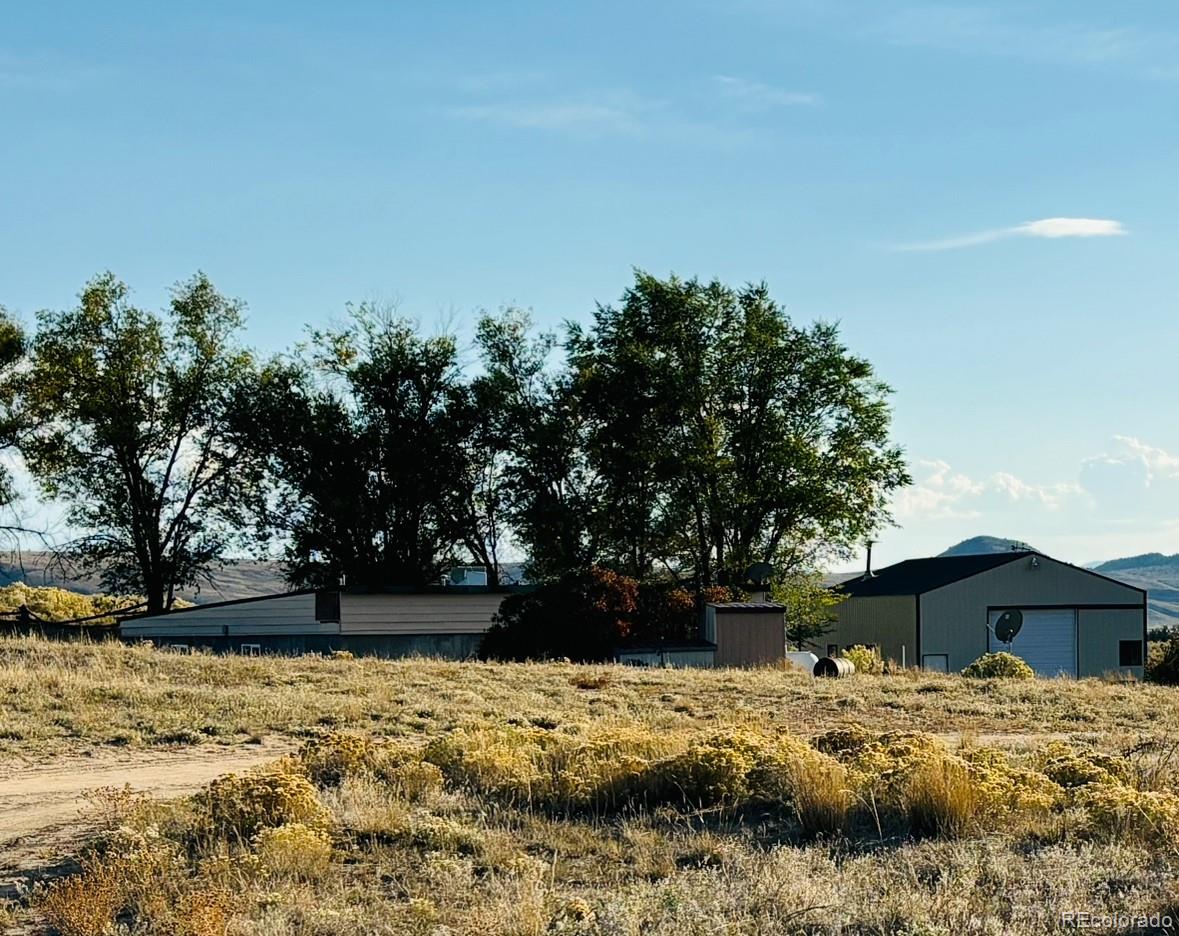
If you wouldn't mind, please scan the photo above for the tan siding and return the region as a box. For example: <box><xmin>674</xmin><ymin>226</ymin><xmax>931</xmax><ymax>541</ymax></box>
<box><xmin>828</xmin><ymin>595</ymin><xmax>917</xmax><ymax>666</ymax></box>
<box><xmin>121</xmin><ymin>593</ymin><xmax>330</xmax><ymax>636</ymax></box>
<box><xmin>339</xmin><ymin>593</ymin><xmax>505</xmax><ymax>635</ymax></box>
<box><xmin>1078</xmin><ymin>608</ymin><xmax>1144</xmax><ymax>677</ymax></box>
<box><xmin>713</xmin><ymin>611</ymin><xmax>785</xmax><ymax>667</ymax></box>
<box><xmin>918</xmin><ymin>555</ymin><xmax>1144</xmax><ymax>675</ymax></box>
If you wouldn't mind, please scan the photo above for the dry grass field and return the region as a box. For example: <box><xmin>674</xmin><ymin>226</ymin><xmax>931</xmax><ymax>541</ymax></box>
<box><xmin>3</xmin><ymin>635</ymin><xmax>1179</xmax><ymax>934</ymax></box>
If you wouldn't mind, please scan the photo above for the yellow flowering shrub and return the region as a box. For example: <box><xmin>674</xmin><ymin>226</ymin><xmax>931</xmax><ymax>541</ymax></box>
<box><xmin>842</xmin><ymin>644</ymin><xmax>884</xmax><ymax>675</ymax></box>
<box><xmin>252</xmin><ymin>822</ymin><xmax>333</xmax><ymax>880</ymax></box>
<box><xmin>299</xmin><ymin>732</ymin><xmax>382</xmax><ymax>786</ymax></box>
<box><xmin>198</xmin><ymin>766</ymin><xmax>330</xmax><ymax>839</ymax></box>
<box><xmin>1038</xmin><ymin>740</ymin><xmax>1134</xmax><ymax>789</ymax></box>
<box><xmin>1075</xmin><ymin>783</ymin><xmax>1179</xmax><ymax>841</ymax></box>
<box><xmin>961</xmin><ymin>652</ymin><xmax>1035</xmax><ymax>680</ymax></box>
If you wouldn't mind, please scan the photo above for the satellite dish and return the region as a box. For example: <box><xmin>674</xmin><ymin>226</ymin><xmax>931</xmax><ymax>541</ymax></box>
<box><xmin>746</xmin><ymin>562</ymin><xmax>775</xmax><ymax>586</ymax></box>
<box><xmin>994</xmin><ymin>610</ymin><xmax>1023</xmax><ymax>644</ymax></box>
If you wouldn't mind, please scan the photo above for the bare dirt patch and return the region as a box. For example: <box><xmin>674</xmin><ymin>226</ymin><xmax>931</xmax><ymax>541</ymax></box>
<box><xmin>0</xmin><ymin>738</ymin><xmax>291</xmax><ymax>897</ymax></box>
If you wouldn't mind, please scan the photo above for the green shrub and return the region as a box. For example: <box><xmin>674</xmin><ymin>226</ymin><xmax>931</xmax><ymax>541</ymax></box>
<box><xmin>1146</xmin><ymin>637</ymin><xmax>1179</xmax><ymax>685</ymax></box>
<box><xmin>961</xmin><ymin>651</ymin><xmax>1034</xmax><ymax>680</ymax></box>
<box><xmin>842</xmin><ymin>644</ymin><xmax>883</xmax><ymax>675</ymax></box>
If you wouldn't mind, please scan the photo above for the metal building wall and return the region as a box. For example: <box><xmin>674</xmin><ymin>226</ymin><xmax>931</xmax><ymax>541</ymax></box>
<box><xmin>339</xmin><ymin>592</ymin><xmax>506</xmax><ymax>635</ymax></box>
<box><xmin>1078</xmin><ymin>608</ymin><xmax>1144</xmax><ymax>677</ymax></box>
<box><xmin>712</xmin><ymin>610</ymin><xmax>786</xmax><ymax>667</ymax></box>
<box><xmin>828</xmin><ymin>594</ymin><xmax>917</xmax><ymax>666</ymax></box>
<box><xmin>121</xmin><ymin>592</ymin><xmax>331</xmax><ymax>639</ymax></box>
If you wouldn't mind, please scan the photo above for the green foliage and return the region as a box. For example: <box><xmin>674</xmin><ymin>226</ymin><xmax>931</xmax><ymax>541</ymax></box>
<box><xmin>1145</xmin><ymin>636</ymin><xmax>1179</xmax><ymax>685</ymax></box>
<box><xmin>0</xmin><ymin>308</ymin><xmax>27</xmax><ymax>514</ymax></box>
<box><xmin>842</xmin><ymin>644</ymin><xmax>883</xmax><ymax>675</ymax></box>
<box><xmin>961</xmin><ymin>652</ymin><xmax>1035</xmax><ymax>680</ymax></box>
<box><xmin>559</xmin><ymin>271</ymin><xmax>910</xmax><ymax>583</ymax></box>
<box><xmin>252</xmin><ymin>304</ymin><xmax>473</xmax><ymax>588</ymax></box>
<box><xmin>774</xmin><ymin>570</ymin><xmax>842</xmax><ymax>650</ymax></box>
<box><xmin>18</xmin><ymin>273</ymin><xmax>267</xmax><ymax>613</ymax></box>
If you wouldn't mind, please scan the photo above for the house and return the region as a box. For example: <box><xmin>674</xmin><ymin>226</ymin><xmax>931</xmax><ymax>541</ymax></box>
<box><xmin>827</xmin><ymin>551</ymin><xmax>1146</xmax><ymax>677</ymax></box>
<box><xmin>120</xmin><ymin>584</ymin><xmax>529</xmax><ymax>658</ymax></box>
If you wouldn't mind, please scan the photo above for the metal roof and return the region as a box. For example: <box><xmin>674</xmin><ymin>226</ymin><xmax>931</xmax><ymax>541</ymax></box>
<box><xmin>834</xmin><ymin>553</ymin><xmax>1028</xmax><ymax>597</ymax></box>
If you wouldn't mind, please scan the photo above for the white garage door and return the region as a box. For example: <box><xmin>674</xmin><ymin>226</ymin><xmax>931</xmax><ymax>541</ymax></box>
<box><xmin>988</xmin><ymin>609</ymin><xmax>1077</xmax><ymax>677</ymax></box>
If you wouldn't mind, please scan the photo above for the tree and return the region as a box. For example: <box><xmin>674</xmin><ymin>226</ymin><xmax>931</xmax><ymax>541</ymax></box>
<box><xmin>473</xmin><ymin>308</ymin><xmax>600</xmax><ymax>582</ymax></box>
<box><xmin>256</xmin><ymin>305</ymin><xmax>472</xmax><ymax>589</ymax></box>
<box><xmin>774</xmin><ymin>571</ymin><xmax>842</xmax><ymax>650</ymax></box>
<box><xmin>0</xmin><ymin>308</ymin><xmax>28</xmax><ymax>516</ymax></box>
<box><xmin>566</xmin><ymin>271</ymin><xmax>910</xmax><ymax>585</ymax></box>
<box><xmin>19</xmin><ymin>273</ymin><xmax>267</xmax><ymax>613</ymax></box>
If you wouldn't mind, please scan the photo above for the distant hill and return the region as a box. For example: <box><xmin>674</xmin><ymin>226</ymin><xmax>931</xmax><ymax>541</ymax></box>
<box><xmin>1090</xmin><ymin>554</ymin><xmax>1179</xmax><ymax>629</ymax></box>
<box><xmin>0</xmin><ymin>553</ymin><xmax>287</xmax><ymax>605</ymax></box>
<box><xmin>938</xmin><ymin>536</ymin><xmax>1038</xmax><ymax>556</ymax></box>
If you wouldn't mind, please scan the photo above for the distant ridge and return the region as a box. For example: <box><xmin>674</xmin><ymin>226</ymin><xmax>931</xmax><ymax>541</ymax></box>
<box><xmin>1093</xmin><ymin>553</ymin><xmax>1179</xmax><ymax>573</ymax></box>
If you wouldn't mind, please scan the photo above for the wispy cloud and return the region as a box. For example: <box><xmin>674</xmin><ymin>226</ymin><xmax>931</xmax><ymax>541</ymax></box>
<box><xmin>895</xmin><ymin>217</ymin><xmax>1127</xmax><ymax>251</ymax></box>
<box><xmin>450</xmin><ymin>98</ymin><xmax>647</xmax><ymax>138</ymax></box>
<box><xmin>870</xmin><ymin>4</ymin><xmax>1179</xmax><ymax>77</ymax></box>
<box><xmin>712</xmin><ymin>75</ymin><xmax>819</xmax><ymax>109</ymax></box>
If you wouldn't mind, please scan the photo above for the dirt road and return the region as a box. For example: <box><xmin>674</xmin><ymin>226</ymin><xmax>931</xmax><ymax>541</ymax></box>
<box><xmin>0</xmin><ymin>739</ymin><xmax>292</xmax><ymax>886</ymax></box>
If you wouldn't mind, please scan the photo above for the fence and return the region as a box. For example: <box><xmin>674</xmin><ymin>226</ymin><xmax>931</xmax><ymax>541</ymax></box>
<box><xmin>0</xmin><ymin>601</ymin><xmax>147</xmax><ymax>641</ymax></box>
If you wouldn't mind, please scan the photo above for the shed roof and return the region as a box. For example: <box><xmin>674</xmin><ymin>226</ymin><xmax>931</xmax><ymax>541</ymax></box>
<box><xmin>834</xmin><ymin>553</ymin><xmax>1028</xmax><ymax>597</ymax></box>
<box><xmin>707</xmin><ymin>601</ymin><xmax>786</xmax><ymax>612</ymax></box>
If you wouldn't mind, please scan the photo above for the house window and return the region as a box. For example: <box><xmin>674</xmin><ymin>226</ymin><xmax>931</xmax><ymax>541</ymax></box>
<box><xmin>1119</xmin><ymin>640</ymin><xmax>1144</xmax><ymax>667</ymax></box>
<box><xmin>922</xmin><ymin>654</ymin><xmax>949</xmax><ymax>673</ymax></box>
<box><xmin>241</xmin><ymin>643</ymin><xmax>261</xmax><ymax>657</ymax></box>
<box><xmin>315</xmin><ymin>590</ymin><xmax>341</xmax><ymax>623</ymax></box>
<box><xmin>826</xmin><ymin>644</ymin><xmax>839</xmax><ymax>658</ymax></box>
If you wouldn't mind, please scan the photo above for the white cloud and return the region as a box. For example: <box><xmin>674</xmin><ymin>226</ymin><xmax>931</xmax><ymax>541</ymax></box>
<box><xmin>712</xmin><ymin>75</ymin><xmax>820</xmax><ymax>109</ymax></box>
<box><xmin>893</xmin><ymin>458</ymin><xmax>1083</xmax><ymax>522</ymax></box>
<box><xmin>895</xmin><ymin>217</ymin><xmax>1127</xmax><ymax>251</ymax></box>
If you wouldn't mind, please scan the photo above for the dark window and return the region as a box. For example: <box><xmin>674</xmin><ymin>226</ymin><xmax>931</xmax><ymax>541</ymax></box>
<box><xmin>315</xmin><ymin>590</ymin><xmax>341</xmax><ymax>623</ymax></box>
<box><xmin>826</xmin><ymin>644</ymin><xmax>839</xmax><ymax>658</ymax></box>
<box><xmin>1119</xmin><ymin>640</ymin><xmax>1143</xmax><ymax>667</ymax></box>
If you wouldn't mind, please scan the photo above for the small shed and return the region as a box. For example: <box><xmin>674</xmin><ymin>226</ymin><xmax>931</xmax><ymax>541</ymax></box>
<box><xmin>704</xmin><ymin>601</ymin><xmax>786</xmax><ymax>667</ymax></box>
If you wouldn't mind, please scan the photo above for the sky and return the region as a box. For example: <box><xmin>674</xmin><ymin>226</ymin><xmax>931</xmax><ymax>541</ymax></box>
<box><xmin>2</xmin><ymin>1</ymin><xmax>1178</xmax><ymax>571</ymax></box>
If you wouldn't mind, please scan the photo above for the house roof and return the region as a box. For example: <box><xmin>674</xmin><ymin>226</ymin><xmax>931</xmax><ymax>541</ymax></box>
<box><xmin>834</xmin><ymin>553</ymin><xmax>1028</xmax><ymax>597</ymax></box>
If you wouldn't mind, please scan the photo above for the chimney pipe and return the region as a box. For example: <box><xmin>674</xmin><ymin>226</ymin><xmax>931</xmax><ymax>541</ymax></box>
<box><xmin>862</xmin><ymin>540</ymin><xmax>876</xmax><ymax>579</ymax></box>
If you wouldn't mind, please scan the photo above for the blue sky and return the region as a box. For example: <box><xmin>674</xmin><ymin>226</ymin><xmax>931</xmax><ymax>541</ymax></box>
<box><xmin>2</xmin><ymin>1</ymin><xmax>1178</xmax><ymax>570</ymax></box>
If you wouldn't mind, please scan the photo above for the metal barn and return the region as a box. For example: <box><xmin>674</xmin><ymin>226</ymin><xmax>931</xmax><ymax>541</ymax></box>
<box><xmin>827</xmin><ymin>551</ymin><xmax>1146</xmax><ymax>677</ymax></box>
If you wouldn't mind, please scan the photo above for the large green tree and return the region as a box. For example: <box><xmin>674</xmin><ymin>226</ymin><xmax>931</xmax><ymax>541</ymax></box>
<box><xmin>255</xmin><ymin>306</ymin><xmax>473</xmax><ymax>589</ymax></box>
<box><xmin>562</xmin><ymin>271</ymin><xmax>910</xmax><ymax>585</ymax></box>
<box><xmin>20</xmin><ymin>273</ymin><xmax>267</xmax><ymax>612</ymax></box>
<box><xmin>473</xmin><ymin>309</ymin><xmax>600</xmax><ymax>582</ymax></box>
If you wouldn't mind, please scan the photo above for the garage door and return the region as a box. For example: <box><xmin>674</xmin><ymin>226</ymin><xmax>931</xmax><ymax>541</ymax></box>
<box><xmin>988</xmin><ymin>609</ymin><xmax>1077</xmax><ymax>677</ymax></box>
